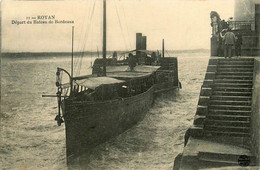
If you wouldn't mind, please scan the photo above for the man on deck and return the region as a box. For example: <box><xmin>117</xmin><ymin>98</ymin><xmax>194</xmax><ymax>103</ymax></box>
<box><xmin>128</xmin><ymin>53</ymin><xmax>137</xmax><ymax>71</ymax></box>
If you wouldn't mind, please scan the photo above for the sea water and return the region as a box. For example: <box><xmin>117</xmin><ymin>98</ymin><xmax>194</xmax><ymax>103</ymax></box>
<box><xmin>0</xmin><ymin>52</ymin><xmax>209</xmax><ymax>169</ymax></box>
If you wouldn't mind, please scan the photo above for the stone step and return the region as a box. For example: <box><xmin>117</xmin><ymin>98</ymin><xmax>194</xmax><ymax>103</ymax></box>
<box><xmin>217</xmin><ymin>68</ymin><xmax>254</xmax><ymax>72</ymax></box>
<box><xmin>209</xmin><ymin>100</ymin><xmax>252</xmax><ymax>106</ymax></box>
<box><xmin>198</xmin><ymin>158</ymin><xmax>238</xmax><ymax>168</ymax></box>
<box><xmin>212</xmin><ymin>87</ymin><xmax>253</xmax><ymax>92</ymax></box>
<box><xmin>198</xmin><ymin>152</ymin><xmax>256</xmax><ymax>167</ymax></box>
<box><xmin>218</xmin><ymin>63</ymin><xmax>254</xmax><ymax>67</ymax></box>
<box><xmin>218</xmin><ymin>65</ymin><xmax>253</xmax><ymax>69</ymax></box>
<box><xmin>218</xmin><ymin>59</ymin><xmax>254</xmax><ymax>62</ymax></box>
<box><xmin>212</xmin><ymin>83</ymin><xmax>252</xmax><ymax>88</ymax></box>
<box><xmin>204</xmin><ymin>130</ymin><xmax>250</xmax><ymax>137</ymax></box>
<box><xmin>204</xmin><ymin>119</ymin><xmax>250</xmax><ymax>127</ymax></box>
<box><xmin>215</xmin><ymin>75</ymin><xmax>253</xmax><ymax>80</ymax></box>
<box><xmin>218</xmin><ymin>58</ymin><xmax>254</xmax><ymax>61</ymax></box>
<box><xmin>198</xmin><ymin>152</ymin><xmax>241</xmax><ymax>164</ymax></box>
<box><xmin>218</xmin><ymin>58</ymin><xmax>254</xmax><ymax>65</ymax></box>
<box><xmin>212</xmin><ymin>91</ymin><xmax>252</xmax><ymax>96</ymax></box>
<box><xmin>207</xmin><ymin>114</ymin><xmax>250</xmax><ymax>121</ymax></box>
<box><xmin>213</xmin><ymin>79</ymin><xmax>253</xmax><ymax>84</ymax></box>
<box><xmin>209</xmin><ymin>109</ymin><xmax>251</xmax><ymax>116</ymax></box>
<box><xmin>209</xmin><ymin>105</ymin><xmax>251</xmax><ymax>111</ymax></box>
<box><xmin>211</xmin><ymin>95</ymin><xmax>252</xmax><ymax>101</ymax></box>
<box><xmin>205</xmin><ymin>125</ymin><xmax>250</xmax><ymax>133</ymax></box>
<box><xmin>217</xmin><ymin>72</ymin><xmax>253</xmax><ymax>76</ymax></box>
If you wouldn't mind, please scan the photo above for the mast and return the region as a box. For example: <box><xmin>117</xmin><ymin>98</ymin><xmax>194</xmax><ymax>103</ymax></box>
<box><xmin>70</xmin><ymin>26</ymin><xmax>74</xmax><ymax>93</ymax></box>
<box><xmin>102</xmin><ymin>0</ymin><xmax>107</xmax><ymax>76</ymax></box>
<box><xmin>162</xmin><ymin>39</ymin><xmax>165</xmax><ymax>58</ymax></box>
<box><xmin>71</xmin><ymin>26</ymin><xmax>74</xmax><ymax>77</ymax></box>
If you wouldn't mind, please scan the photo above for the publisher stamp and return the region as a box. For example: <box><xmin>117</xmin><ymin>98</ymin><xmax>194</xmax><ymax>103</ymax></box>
<box><xmin>238</xmin><ymin>155</ymin><xmax>250</xmax><ymax>167</ymax></box>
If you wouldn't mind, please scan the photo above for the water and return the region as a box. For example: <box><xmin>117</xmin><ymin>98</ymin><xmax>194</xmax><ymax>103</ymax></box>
<box><xmin>0</xmin><ymin>52</ymin><xmax>209</xmax><ymax>169</ymax></box>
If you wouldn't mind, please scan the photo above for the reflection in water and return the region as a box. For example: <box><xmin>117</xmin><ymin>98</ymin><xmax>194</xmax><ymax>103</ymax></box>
<box><xmin>0</xmin><ymin>52</ymin><xmax>209</xmax><ymax>169</ymax></box>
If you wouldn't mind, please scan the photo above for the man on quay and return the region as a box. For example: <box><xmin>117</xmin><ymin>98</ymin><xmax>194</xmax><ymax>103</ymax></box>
<box><xmin>220</xmin><ymin>26</ymin><xmax>236</xmax><ymax>58</ymax></box>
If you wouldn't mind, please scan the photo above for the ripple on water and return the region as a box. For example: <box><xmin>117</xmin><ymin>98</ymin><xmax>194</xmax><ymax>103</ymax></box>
<box><xmin>0</xmin><ymin>53</ymin><xmax>210</xmax><ymax>169</ymax></box>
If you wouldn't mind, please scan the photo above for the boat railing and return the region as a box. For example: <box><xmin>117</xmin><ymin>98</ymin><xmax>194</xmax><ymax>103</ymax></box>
<box><xmin>69</xmin><ymin>72</ymin><xmax>157</xmax><ymax>101</ymax></box>
<box><xmin>71</xmin><ymin>75</ymin><xmax>95</xmax><ymax>81</ymax></box>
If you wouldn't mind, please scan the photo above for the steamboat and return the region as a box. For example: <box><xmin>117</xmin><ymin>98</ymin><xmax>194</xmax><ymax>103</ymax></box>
<box><xmin>44</xmin><ymin>0</ymin><xmax>180</xmax><ymax>162</ymax></box>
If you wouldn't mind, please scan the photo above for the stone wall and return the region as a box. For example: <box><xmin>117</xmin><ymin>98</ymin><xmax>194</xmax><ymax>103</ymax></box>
<box><xmin>251</xmin><ymin>58</ymin><xmax>260</xmax><ymax>165</ymax></box>
<box><xmin>234</xmin><ymin>0</ymin><xmax>255</xmax><ymax>21</ymax></box>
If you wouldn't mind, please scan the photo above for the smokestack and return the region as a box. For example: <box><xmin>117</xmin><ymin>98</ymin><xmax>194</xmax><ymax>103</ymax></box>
<box><xmin>141</xmin><ymin>36</ymin><xmax>147</xmax><ymax>50</ymax></box>
<box><xmin>136</xmin><ymin>33</ymin><xmax>142</xmax><ymax>63</ymax></box>
<box><xmin>136</xmin><ymin>33</ymin><xmax>142</xmax><ymax>50</ymax></box>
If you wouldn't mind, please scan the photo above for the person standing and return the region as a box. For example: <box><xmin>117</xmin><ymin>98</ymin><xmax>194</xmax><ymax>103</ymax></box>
<box><xmin>235</xmin><ymin>32</ymin><xmax>242</xmax><ymax>56</ymax></box>
<box><xmin>221</xmin><ymin>27</ymin><xmax>236</xmax><ymax>58</ymax></box>
<box><xmin>112</xmin><ymin>51</ymin><xmax>117</xmax><ymax>59</ymax></box>
<box><xmin>128</xmin><ymin>53</ymin><xmax>136</xmax><ymax>71</ymax></box>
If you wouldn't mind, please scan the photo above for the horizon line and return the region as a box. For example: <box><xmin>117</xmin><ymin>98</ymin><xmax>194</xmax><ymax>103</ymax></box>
<box><xmin>1</xmin><ymin>48</ymin><xmax>210</xmax><ymax>54</ymax></box>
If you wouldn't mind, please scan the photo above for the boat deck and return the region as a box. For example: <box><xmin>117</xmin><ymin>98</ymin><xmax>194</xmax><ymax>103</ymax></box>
<box><xmin>106</xmin><ymin>65</ymin><xmax>160</xmax><ymax>78</ymax></box>
<box><xmin>76</xmin><ymin>77</ymin><xmax>125</xmax><ymax>90</ymax></box>
<box><xmin>75</xmin><ymin>65</ymin><xmax>160</xmax><ymax>89</ymax></box>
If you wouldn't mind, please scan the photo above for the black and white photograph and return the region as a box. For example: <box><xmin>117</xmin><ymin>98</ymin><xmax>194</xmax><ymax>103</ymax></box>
<box><xmin>0</xmin><ymin>0</ymin><xmax>259</xmax><ymax>169</ymax></box>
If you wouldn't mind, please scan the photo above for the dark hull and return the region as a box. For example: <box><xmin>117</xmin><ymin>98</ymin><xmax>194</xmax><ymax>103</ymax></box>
<box><xmin>64</xmin><ymin>82</ymin><xmax>177</xmax><ymax>160</ymax></box>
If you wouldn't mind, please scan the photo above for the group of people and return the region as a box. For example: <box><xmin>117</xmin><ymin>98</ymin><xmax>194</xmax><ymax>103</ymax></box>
<box><xmin>210</xmin><ymin>11</ymin><xmax>242</xmax><ymax>58</ymax></box>
<box><xmin>128</xmin><ymin>51</ymin><xmax>161</xmax><ymax>71</ymax></box>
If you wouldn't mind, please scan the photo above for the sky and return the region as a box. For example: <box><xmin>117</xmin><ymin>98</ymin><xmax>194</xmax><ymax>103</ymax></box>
<box><xmin>1</xmin><ymin>0</ymin><xmax>235</xmax><ymax>52</ymax></box>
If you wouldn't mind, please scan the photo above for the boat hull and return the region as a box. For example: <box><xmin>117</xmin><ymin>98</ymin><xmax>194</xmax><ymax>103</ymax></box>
<box><xmin>64</xmin><ymin>85</ymin><xmax>156</xmax><ymax>159</ymax></box>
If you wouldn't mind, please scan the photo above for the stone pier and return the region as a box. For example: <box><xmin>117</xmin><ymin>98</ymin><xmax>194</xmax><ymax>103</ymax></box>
<box><xmin>174</xmin><ymin>57</ymin><xmax>260</xmax><ymax>170</ymax></box>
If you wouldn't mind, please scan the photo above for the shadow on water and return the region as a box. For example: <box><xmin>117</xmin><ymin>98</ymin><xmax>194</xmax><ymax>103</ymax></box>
<box><xmin>67</xmin><ymin>109</ymin><xmax>160</xmax><ymax>168</ymax></box>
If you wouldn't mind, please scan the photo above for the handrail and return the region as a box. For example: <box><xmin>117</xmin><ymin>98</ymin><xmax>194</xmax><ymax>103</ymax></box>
<box><xmin>229</xmin><ymin>20</ymin><xmax>254</xmax><ymax>30</ymax></box>
<box><xmin>71</xmin><ymin>74</ymin><xmax>95</xmax><ymax>80</ymax></box>
<box><xmin>57</xmin><ymin>67</ymin><xmax>71</xmax><ymax>80</ymax></box>
<box><xmin>56</xmin><ymin>67</ymin><xmax>73</xmax><ymax>94</ymax></box>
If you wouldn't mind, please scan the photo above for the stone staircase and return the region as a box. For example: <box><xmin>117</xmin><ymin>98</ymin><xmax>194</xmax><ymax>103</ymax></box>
<box><xmin>179</xmin><ymin>58</ymin><xmax>257</xmax><ymax>169</ymax></box>
<box><xmin>204</xmin><ymin>58</ymin><xmax>254</xmax><ymax>139</ymax></box>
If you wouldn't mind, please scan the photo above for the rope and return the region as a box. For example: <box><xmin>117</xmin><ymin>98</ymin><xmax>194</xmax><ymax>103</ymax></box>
<box><xmin>75</xmin><ymin>0</ymin><xmax>97</xmax><ymax>76</ymax></box>
<box><xmin>114</xmin><ymin>0</ymin><xmax>129</xmax><ymax>50</ymax></box>
<box><xmin>121</xmin><ymin>4</ymin><xmax>133</xmax><ymax>49</ymax></box>
<box><xmin>90</xmin><ymin>23</ymin><xmax>94</xmax><ymax>68</ymax></box>
<box><xmin>78</xmin><ymin>0</ymin><xmax>97</xmax><ymax>75</ymax></box>
<box><xmin>166</xmin><ymin>50</ymin><xmax>171</xmax><ymax>57</ymax></box>
<box><xmin>74</xmin><ymin>0</ymin><xmax>92</xmax><ymax>75</ymax></box>
<box><xmin>77</xmin><ymin>0</ymin><xmax>96</xmax><ymax>74</ymax></box>
<box><xmin>74</xmin><ymin>0</ymin><xmax>91</xmax><ymax>70</ymax></box>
